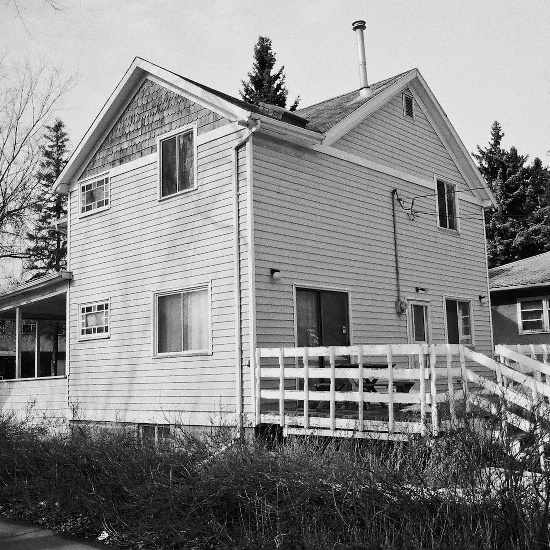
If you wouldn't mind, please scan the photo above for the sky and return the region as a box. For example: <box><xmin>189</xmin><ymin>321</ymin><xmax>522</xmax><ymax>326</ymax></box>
<box><xmin>3</xmin><ymin>0</ymin><xmax>550</xmax><ymax>164</ymax></box>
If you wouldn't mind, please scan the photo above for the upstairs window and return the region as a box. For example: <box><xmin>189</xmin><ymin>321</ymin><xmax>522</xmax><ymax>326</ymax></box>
<box><xmin>518</xmin><ymin>298</ymin><xmax>549</xmax><ymax>333</ymax></box>
<box><xmin>437</xmin><ymin>180</ymin><xmax>458</xmax><ymax>231</ymax></box>
<box><xmin>80</xmin><ymin>301</ymin><xmax>110</xmax><ymax>339</ymax></box>
<box><xmin>159</xmin><ymin>127</ymin><xmax>196</xmax><ymax>198</ymax></box>
<box><xmin>445</xmin><ymin>299</ymin><xmax>472</xmax><ymax>344</ymax></box>
<box><xmin>81</xmin><ymin>175</ymin><xmax>109</xmax><ymax>214</ymax></box>
<box><xmin>403</xmin><ymin>93</ymin><xmax>414</xmax><ymax>118</ymax></box>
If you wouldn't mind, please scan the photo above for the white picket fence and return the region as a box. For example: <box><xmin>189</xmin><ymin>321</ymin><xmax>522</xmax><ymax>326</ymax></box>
<box><xmin>254</xmin><ymin>343</ymin><xmax>550</xmax><ymax>449</ymax></box>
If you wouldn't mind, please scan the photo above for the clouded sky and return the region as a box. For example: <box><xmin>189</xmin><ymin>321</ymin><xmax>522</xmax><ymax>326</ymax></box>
<box><xmin>4</xmin><ymin>0</ymin><xmax>550</xmax><ymax>163</ymax></box>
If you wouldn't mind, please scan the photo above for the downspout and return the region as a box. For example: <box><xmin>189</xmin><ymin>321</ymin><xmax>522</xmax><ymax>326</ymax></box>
<box><xmin>391</xmin><ymin>189</ymin><xmax>406</xmax><ymax>315</ymax></box>
<box><xmin>233</xmin><ymin>119</ymin><xmax>261</xmax><ymax>435</ymax></box>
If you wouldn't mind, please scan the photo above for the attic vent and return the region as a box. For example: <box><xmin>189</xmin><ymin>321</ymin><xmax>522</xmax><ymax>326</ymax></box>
<box><xmin>403</xmin><ymin>93</ymin><xmax>414</xmax><ymax>119</ymax></box>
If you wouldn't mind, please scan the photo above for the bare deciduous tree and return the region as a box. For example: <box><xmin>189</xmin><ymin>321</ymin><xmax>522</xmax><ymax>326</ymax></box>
<box><xmin>0</xmin><ymin>61</ymin><xmax>73</xmax><ymax>259</ymax></box>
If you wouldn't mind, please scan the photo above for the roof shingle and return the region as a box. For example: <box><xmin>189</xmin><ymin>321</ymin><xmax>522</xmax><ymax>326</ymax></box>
<box><xmin>489</xmin><ymin>251</ymin><xmax>550</xmax><ymax>290</ymax></box>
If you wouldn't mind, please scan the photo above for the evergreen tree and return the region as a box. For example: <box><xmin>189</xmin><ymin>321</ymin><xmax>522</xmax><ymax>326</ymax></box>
<box><xmin>240</xmin><ymin>36</ymin><xmax>300</xmax><ymax>111</ymax></box>
<box><xmin>475</xmin><ymin>122</ymin><xmax>550</xmax><ymax>267</ymax></box>
<box><xmin>25</xmin><ymin>119</ymin><xmax>68</xmax><ymax>277</ymax></box>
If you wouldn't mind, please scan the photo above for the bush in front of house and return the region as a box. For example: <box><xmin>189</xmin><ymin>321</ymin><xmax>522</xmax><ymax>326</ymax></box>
<box><xmin>0</xmin><ymin>412</ymin><xmax>548</xmax><ymax>549</ymax></box>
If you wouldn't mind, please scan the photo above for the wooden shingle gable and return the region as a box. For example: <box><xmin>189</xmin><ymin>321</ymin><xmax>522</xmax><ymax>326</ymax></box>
<box><xmin>81</xmin><ymin>78</ymin><xmax>227</xmax><ymax>179</ymax></box>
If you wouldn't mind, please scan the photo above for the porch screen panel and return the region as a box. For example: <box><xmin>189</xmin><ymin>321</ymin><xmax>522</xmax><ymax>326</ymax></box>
<box><xmin>183</xmin><ymin>289</ymin><xmax>208</xmax><ymax>351</ymax></box>
<box><xmin>158</xmin><ymin>294</ymin><xmax>182</xmax><ymax>353</ymax></box>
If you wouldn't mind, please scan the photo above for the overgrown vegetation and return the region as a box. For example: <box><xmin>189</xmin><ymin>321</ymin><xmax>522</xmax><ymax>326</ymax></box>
<box><xmin>0</xmin><ymin>413</ymin><xmax>549</xmax><ymax>549</ymax></box>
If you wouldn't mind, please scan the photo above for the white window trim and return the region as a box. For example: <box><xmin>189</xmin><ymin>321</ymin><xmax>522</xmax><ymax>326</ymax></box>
<box><xmin>443</xmin><ymin>296</ymin><xmax>475</xmax><ymax>346</ymax></box>
<box><xmin>157</xmin><ymin>123</ymin><xmax>198</xmax><ymax>201</ymax></box>
<box><xmin>402</xmin><ymin>92</ymin><xmax>414</xmax><ymax>120</ymax></box>
<box><xmin>406</xmin><ymin>298</ymin><xmax>431</xmax><ymax>344</ymax></box>
<box><xmin>434</xmin><ymin>176</ymin><xmax>460</xmax><ymax>234</ymax></box>
<box><xmin>78</xmin><ymin>172</ymin><xmax>110</xmax><ymax>218</ymax></box>
<box><xmin>152</xmin><ymin>282</ymin><xmax>212</xmax><ymax>358</ymax></box>
<box><xmin>79</xmin><ymin>299</ymin><xmax>111</xmax><ymax>341</ymax></box>
<box><xmin>517</xmin><ymin>297</ymin><xmax>550</xmax><ymax>334</ymax></box>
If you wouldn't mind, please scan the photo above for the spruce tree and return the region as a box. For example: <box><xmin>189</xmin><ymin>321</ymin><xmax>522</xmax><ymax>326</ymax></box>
<box><xmin>240</xmin><ymin>36</ymin><xmax>300</xmax><ymax>111</ymax></box>
<box><xmin>25</xmin><ymin>119</ymin><xmax>68</xmax><ymax>276</ymax></box>
<box><xmin>475</xmin><ymin>122</ymin><xmax>550</xmax><ymax>267</ymax></box>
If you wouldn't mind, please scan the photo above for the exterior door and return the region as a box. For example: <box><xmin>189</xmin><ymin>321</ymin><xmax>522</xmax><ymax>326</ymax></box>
<box><xmin>408</xmin><ymin>301</ymin><xmax>429</xmax><ymax>368</ymax></box>
<box><xmin>296</xmin><ymin>288</ymin><xmax>349</xmax><ymax>367</ymax></box>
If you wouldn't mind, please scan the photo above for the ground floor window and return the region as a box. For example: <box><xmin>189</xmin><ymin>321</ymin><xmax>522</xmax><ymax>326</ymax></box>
<box><xmin>139</xmin><ymin>424</ymin><xmax>172</xmax><ymax>447</ymax></box>
<box><xmin>517</xmin><ymin>298</ymin><xmax>549</xmax><ymax>333</ymax></box>
<box><xmin>155</xmin><ymin>286</ymin><xmax>210</xmax><ymax>355</ymax></box>
<box><xmin>445</xmin><ymin>299</ymin><xmax>472</xmax><ymax>344</ymax></box>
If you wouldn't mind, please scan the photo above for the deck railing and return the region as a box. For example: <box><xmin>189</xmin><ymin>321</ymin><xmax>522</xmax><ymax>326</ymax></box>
<box><xmin>254</xmin><ymin>344</ymin><xmax>467</xmax><ymax>439</ymax></box>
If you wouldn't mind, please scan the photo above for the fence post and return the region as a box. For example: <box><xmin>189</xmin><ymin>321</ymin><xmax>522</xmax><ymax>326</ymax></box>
<box><xmin>255</xmin><ymin>348</ymin><xmax>261</xmax><ymax>425</ymax></box>
<box><xmin>303</xmin><ymin>347</ymin><xmax>309</xmax><ymax>429</ymax></box>
<box><xmin>329</xmin><ymin>347</ymin><xmax>336</xmax><ymax>433</ymax></box>
<box><xmin>419</xmin><ymin>347</ymin><xmax>427</xmax><ymax>436</ymax></box>
<box><xmin>460</xmin><ymin>345</ymin><xmax>469</xmax><ymax>413</ymax></box>
<box><xmin>278</xmin><ymin>348</ymin><xmax>285</xmax><ymax>428</ymax></box>
<box><xmin>430</xmin><ymin>344</ymin><xmax>439</xmax><ymax>436</ymax></box>
<box><xmin>358</xmin><ymin>348</ymin><xmax>364</xmax><ymax>432</ymax></box>
<box><xmin>446</xmin><ymin>344</ymin><xmax>456</xmax><ymax>425</ymax></box>
<box><xmin>387</xmin><ymin>346</ymin><xmax>394</xmax><ymax>432</ymax></box>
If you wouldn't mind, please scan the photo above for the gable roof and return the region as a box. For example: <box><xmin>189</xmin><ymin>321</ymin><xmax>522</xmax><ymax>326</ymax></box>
<box><xmin>54</xmin><ymin>58</ymin><xmax>496</xmax><ymax>207</ymax></box>
<box><xmin>297</xmin><ymin>70</ymin><xmax>413</xmax><ymax>133</ymax></box>
<box><xmin>489</xmin><ymin>252</ymin><xmax>550</xmax><ymax>292</ymax></box>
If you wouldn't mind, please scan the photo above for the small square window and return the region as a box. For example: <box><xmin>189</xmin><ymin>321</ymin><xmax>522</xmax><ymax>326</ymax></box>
<box><xmin>403</xmin><ymin>93</ymin><xmax>414</xmax><ymax>118</ymax></box>
<box><xmin>81</xmin><ymin>175</ymin><xmax>110</xmax><ymax>214</ymax></box>
<box><xmin>160</xmin><ymin>129</ymin><xmax>195</xmax><ymax>198</ymax></box>
<box><xmin>437</xmin><ymin>180</ymin><xmax>458</xmax><ymax>231</ymax></box>
<box><xmin>518</xmin><ymin>299</ymin><xmax>549</xmax><ymax>333</ymax></box>
<box><xmin>139</xmin><ymin>424</ymin><xmax>172</xmax><ymax>447</ymax></box>
<box><xmin>22</xmin><ymin>321</ymin><xmax>36</xmax><ymax>335</ymax></box>
<box><xmin>80</xmin><ymin>301</ymin><xmax>110</xmax><ymax>339</ymax></box>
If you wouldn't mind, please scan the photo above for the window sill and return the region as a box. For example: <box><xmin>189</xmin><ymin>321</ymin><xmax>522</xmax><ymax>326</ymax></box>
<box><xmin>0</xmin><ymin>375</ymin><xmax>67</xmax><ymax>383</ymax></box>
<box><xmin>79</xmin><ymin>333</ymin><xmax>110</xmax><ymax>342</ymax></box>
<box><xmin>158</xmin><ymin>186</ymin><xmax>198</xmax><ymax>202</ymax></box>
<box><xmin>519</xmin><ymin>330</ymin><xmax>550</xmax><ymax>335</ymax></box>
<box><xmin>153</xmin><ymin>350</ymin><xmax>212</xmax><ymax>359</ymax></box>
<box><xmin>437</xmin><ymin>226</ymin><xmax>460</xmax><ymax>236</ymax></box>
<box><xmin>80</xmin><ymin>205</ymin><xmax>110</xmax><ymax>219</ymax></box>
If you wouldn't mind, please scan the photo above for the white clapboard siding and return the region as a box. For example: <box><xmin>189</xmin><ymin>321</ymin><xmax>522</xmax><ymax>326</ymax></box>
<box><xmin>252</xmin><ymin>129</ymin><xmax>492</xmax><ymax>359</ymax></box>
<box><xmin>332</xmin><ymin>88</ymin><xmax>473</xmax><ymax>196</ymax></box>
<box><xmin>0</xmin><ymin>377</ymin><xmax>68</xmax><ymax>419</ymax></box>
<box><xmin>68</xmin><ymin>124</ymin><xmax>248</xmax><ymax>425</ymax></box>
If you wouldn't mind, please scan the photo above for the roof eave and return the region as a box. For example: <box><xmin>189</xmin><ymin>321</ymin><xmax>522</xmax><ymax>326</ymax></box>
<box><xmin>489</xmin><ymin>281</ymin><xmax>550</xmax><ymax>293</ymax></box>
<box><xmin>0</xmin><ymin>271</ymin><xmax>72</xmax><ymax>306</ymax></box>
<box><xmin>53</xmin><ymin>58</ymin><xmax>253</xmax><ymax>193</ymax></box>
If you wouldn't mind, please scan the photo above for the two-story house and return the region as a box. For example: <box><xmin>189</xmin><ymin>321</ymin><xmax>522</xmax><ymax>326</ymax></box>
<box><xmin>0</xmin><ymin>23</ymin><xmax>496</xmax><ymax>434</ymax></box>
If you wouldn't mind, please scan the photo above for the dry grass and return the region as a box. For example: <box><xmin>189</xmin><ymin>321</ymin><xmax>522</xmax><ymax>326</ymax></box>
<box><xmin>0</xmin><ymin>411</ymin><xmax>548</xmax><ymax>549</ymax></box>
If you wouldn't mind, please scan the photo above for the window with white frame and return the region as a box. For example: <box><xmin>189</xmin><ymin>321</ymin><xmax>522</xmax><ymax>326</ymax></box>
<box><xmin>80</xmin><ymin>301</ymin><xmax>109</xmax><ymax>338</ymax></box>
<box><xmin>436</xmin><ymin>180</ymin><xmax>458</xmax><ymax>231</ymax></box>
<box><xmin>155</xmin><ymin>287</ymin><xmax>209</xmax><ymax>355</ymax></box>
<box><xmin>81</xmin><ymin>175</ymin><xmax>109</xmax><ymax>214</ymax></box>
<box><xmin>159</xmin><ymin>128</ymin><xmax>195</xmax><ymax>198</ymax></box>
<box><xmin>403</xmin><ymin>92</ymin><xmax>414</xmax><ymax>119</ymax></box>
<box><xmin>445</xmin><ymin>299</ymin><xmax>472</xmax><ymax>344</ymax></box>
<box><xmin>518</xmin><ymin>298</ymin><xmax>549</xmax><ymax>333</ymax></box>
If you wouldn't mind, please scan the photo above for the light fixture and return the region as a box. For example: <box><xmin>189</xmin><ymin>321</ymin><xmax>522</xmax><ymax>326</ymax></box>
<box><xmin>270</xmin><ymin>269</ymin><xmax>281</xmax><ymax>281</ymax></box>
<box><xmin>479</xmin><ymin>295</ymin><xmax>489</xmax><ymax>305</ymax></box>
<box><xmin>415</xmin><ymin>287</ymin><xmax>427</xmax><ymax>294</ymax></box>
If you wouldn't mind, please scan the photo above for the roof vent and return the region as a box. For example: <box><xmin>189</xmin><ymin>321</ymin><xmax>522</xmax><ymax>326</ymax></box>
<box><xmin>352</xmin><ymin>20</ymin><xmax>371</xmax><ymax>98</ymax></box>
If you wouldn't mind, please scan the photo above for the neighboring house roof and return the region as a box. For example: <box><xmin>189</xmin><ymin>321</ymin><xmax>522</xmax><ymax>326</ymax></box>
<box><xmin>54</xmin><ymin>57</ymin><xmax>496</xmax><ymax>208</ymax></box>
<box><xmin>489</xmin><ymin>251</ymin><xmax>550</xmax><ymax>292</ymax></box>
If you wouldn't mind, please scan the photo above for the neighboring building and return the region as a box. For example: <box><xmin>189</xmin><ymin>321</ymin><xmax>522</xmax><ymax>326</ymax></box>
<box><xmin>489</xmin><ymin>251</ymin><xmax>550</xmax><ymax>346</ymax></box>
<box><xmin>0</xmin><ymin>41</ymin><xmax>496</xmax><ymax>430</ymax></box>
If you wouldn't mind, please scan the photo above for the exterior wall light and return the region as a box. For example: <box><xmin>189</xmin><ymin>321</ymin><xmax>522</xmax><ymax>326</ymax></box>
<box><xmin>415</xmin><ymin>287</ymin><xmax>427</xmax><ymax>293</ymax></box>
<box><xmin>479</xmin><ymin>295</ymin><xmax>489</xmax><ymax>305</ymax></box>
<box><xmin>270</xmin><ymin>269</ymin><xmax>281</xmax><ymax>281</ymax></box>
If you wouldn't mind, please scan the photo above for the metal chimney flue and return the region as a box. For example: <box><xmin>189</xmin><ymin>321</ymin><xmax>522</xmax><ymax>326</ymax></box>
<box><xmin>352</xmin><ymin>20</ymin><xmax>371</xmax><ymax>97</ymax></box>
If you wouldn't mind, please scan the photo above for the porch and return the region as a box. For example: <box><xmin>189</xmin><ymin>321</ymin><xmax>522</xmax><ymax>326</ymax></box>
<box><xmin>0</xmin><ymin>272</ymin><xmax>71</xmax><ymax>417</ymax></box>
<box><xmin>254</xmin><ymin>343</ymin><xmax>550</xmax><ymax>443</ymax></box>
